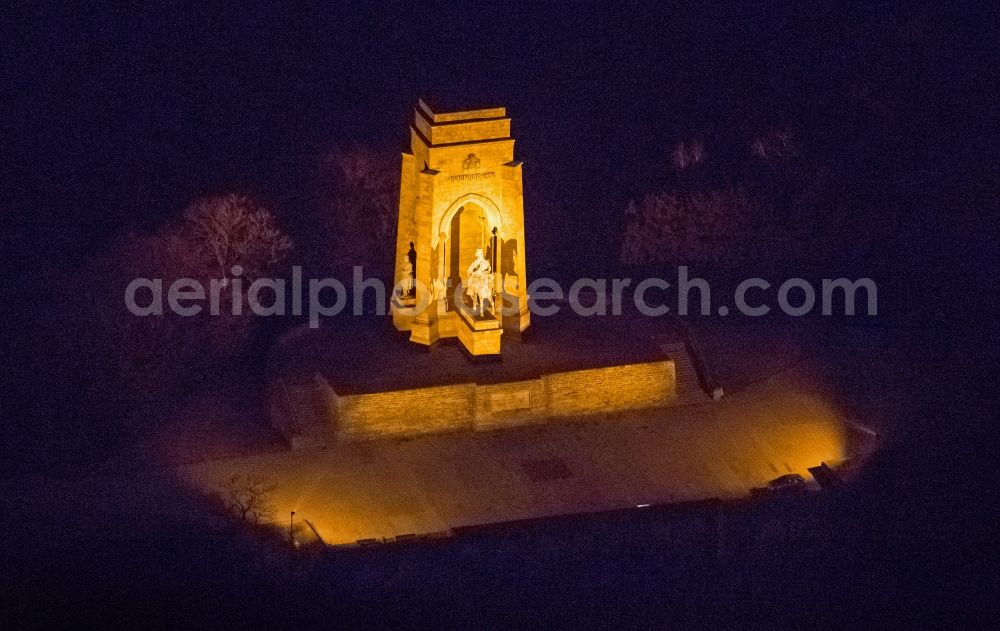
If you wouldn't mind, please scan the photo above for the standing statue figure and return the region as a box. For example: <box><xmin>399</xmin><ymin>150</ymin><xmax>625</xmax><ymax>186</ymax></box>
<box><xmin>399</xmin><ymin>259</ymin><xmax>415</xmax><ymax>297</ymax></box>
<box><xmin>465</xmin><ymin>248</ymin><xmax>494</xmax><ymax>314</ymax></box>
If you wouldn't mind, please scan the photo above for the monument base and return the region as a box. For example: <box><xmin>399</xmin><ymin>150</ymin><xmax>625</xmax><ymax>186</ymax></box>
<box><xmin>500</xmin><ymin>292</ymin><xmax>531</xmax><ymax>335</ymax></box>
<box><xmin>269</xmin><ymin>310</ymin><xmax>711</xmax><ymax>446</ymax></box>
<box><xmin>321</xmin><ymin>358</ymin><xmax>677</xmax><ymax>441</ymax></box>
<box><xmin>456</xmin><ymin>308</ymin><xmax>502</xmax><ymax>356</ymax></box>
<box><xmin>392</xmin><ymin>295</ymin><xmax>514</xmax><ymax>357</ymax></box>
<box><xmin>390</xmin><ymin>294</ymin><xmax>417</xmax><ymax>332</ymax></box>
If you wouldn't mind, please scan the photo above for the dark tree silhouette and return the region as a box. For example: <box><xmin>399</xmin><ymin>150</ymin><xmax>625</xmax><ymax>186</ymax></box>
<box><xmin>221</xmin><ymin>475</ymin><xmax>277</xmax><ymax>525</ymax></box>
<box><xmin>74</xmin><ymin>194</ymin><xmax>293</xmax><ymax>429</ymax></box>
<box><xmin>180</xmin><ymin>193</ymin><xmax>292</xmax><ymax>281</ymax></box>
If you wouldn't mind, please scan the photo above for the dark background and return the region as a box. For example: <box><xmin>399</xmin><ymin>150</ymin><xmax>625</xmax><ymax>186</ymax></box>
<box><xmin>2</xmin><ymin>2</ymin><xmax>997</xmax><ymax>627</ymax></box>
<box><xmin>4</xmin><ymin>3</ymin><xmax>994</xmax><ymax>277</ymax></box>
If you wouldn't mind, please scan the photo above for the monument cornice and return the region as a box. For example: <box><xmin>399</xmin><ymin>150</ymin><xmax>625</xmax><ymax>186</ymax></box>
<box><xmin>411</xmin><ymin>124</ymin><xmax>513</xmax><ymax>150</ymax></box>
<box><xmin>415</xmin><ymin>105</ymin><xmax>509</xmax><ymax>128</ymax></box>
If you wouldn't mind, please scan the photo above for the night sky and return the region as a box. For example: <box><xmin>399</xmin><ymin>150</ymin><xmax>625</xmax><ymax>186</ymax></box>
<box><xmin>5</xmin><ymin>4</ymin><xmax>992</xmax><ymax>274</ymax></box>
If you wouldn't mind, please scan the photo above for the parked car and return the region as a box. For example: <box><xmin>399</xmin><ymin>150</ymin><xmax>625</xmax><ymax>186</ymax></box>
<box><xmin>767</xmin><ymin>473</ymin><xmax>806</xmax><ymax>492</ymax></box>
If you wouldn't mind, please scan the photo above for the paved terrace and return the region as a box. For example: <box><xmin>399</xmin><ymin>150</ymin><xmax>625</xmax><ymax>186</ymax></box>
<box><xmin>180</xmin><ymin>371</ymin><xmax>871</xmax><ymax>546</ymax></box>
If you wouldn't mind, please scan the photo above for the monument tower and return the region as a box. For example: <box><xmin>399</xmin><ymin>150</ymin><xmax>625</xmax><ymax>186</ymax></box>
<box><xmin>391</xmin><ymin>99</ymin><xmax>530</xmax><ymax>356</ymax></box>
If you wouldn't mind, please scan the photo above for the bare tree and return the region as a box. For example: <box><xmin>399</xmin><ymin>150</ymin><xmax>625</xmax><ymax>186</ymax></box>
<box><xmin>221</xmin><ymin>475</ymin><xmax>277</xmax><ymax>525</ymax></box>
<box><xmin>180</xmin><ymin>193</ymin><xmax>293</xmax><ymax>281</ymax></box>
<box><xmin>671</xmin><ymin>139</ymin><xmax>707</xmax><ymax>172</ymax></box>
<box><xmin>620</xmin><ymin>188</ymin><xmax>757</xmax><ymax>265</ymax></box>
<box><xmin>74</xmin><ymin>193</ymin><xmax>294</xmax><ymax>426</ymax></box>
<box><xmin>316</xmin><ymin>146</ymin><xmax>397</xmax><ymax>274</ymax></box>
<box><xmin>620</xmin><ymin>169</ymin><xmax>859</xmax><ymax>267</ymax></box>
<box><xmin>751</xmin><ymin>128</ymin><xmax>797</xmax><ymax>162</ymax></box>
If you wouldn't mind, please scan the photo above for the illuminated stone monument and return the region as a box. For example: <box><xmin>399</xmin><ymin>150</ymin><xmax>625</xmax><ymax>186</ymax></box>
<box><xmin>266</xmin><ymin>100</ymin><xmax>702</xmax><ymax>449</ymax></box>
<box><xmin>391</xmin><ymin>99</ymin><xmax>530</xmax><ymax>356</ymax></box>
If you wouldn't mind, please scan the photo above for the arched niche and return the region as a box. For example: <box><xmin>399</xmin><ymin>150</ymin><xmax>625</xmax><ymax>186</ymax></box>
<box><xmin>433</xmin><ymin>194</ymin><xmax>503</xmax><ymax>249</ymax></box>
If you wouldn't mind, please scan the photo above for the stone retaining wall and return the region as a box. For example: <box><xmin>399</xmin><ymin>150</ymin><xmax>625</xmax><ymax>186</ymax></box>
<box><xmin>328</xmin><ymin>360</ymin><xmax>676</xmax><ymax>441</ymax></box>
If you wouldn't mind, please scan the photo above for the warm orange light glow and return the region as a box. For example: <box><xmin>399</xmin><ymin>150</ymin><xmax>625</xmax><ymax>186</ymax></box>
<box><xmin>392</xmin><ymin>100</ymin><xmax>530</xmax><ymax>355</ymax></box>
<box><xmin>180</xmin><ymin>371</ymin><xmax>867</xmax><ymax>546</ymax></box>
<box><xmin>331</xmin><ymin>360</ymin><xmax>676</xmax><ymax>441</ymax></box>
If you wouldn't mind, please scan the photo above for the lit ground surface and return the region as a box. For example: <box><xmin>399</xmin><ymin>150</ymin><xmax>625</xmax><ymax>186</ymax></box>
<box><xmin>180</xmin><ymin>370</ymin><xmax>873</xmax><ymax>546</ymax></box>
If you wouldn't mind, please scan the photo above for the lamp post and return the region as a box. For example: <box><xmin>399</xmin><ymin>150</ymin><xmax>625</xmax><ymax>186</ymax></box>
<box><xmin>289</xmin><ymin>511</ymin><xmax>295</xmax><ymax>547</ymax></box>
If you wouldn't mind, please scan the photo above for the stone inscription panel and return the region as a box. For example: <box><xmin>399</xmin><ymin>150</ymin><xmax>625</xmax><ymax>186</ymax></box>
<box><xmin>490</xmin><ymin>389</ymin><xmax>531</xmax><ymax>413</ymax></box>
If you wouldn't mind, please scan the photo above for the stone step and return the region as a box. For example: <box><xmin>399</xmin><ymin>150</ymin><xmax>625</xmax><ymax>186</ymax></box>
<box><xmin>290</xmin><ymin>404</ymin><xmax>325</xmax><ymax>414</ymax></box>
<box><xmin>659</xmin><ymin>342</ymin><xmax>712</xmax><ymax>405</ymax></box>
<box><xmin>280</xmin><ymin>382</ymin><xmax>334</xmax><ymax>448</ymax></box>
<box><xmin>269</xmin><ymin>378</ymin><xmax>337</xmax><ymax>450</ymax></box>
